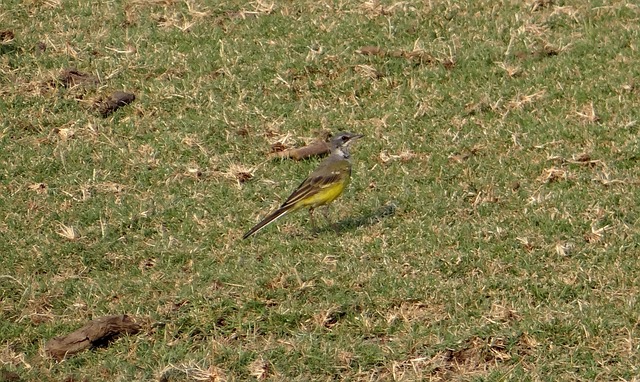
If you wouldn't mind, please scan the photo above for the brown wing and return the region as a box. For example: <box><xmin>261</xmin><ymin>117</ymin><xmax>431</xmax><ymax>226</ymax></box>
<box><xmin>279</xmin><ymin>158</ymin><xmax>350</xmax><ymax>210</ymax></box>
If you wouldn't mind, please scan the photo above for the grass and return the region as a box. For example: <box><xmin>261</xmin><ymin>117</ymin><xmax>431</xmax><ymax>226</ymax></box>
<box><xmin>1</xmin><ymin>0</ymin><xmax>639</xmax><ymax>380</ymax></box>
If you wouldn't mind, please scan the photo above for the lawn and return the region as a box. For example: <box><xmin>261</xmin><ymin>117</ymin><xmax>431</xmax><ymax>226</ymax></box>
<box><xmin>1</xmin><ymin>0</ymin><xmax>639</xmax><ymax>380</ymax></box>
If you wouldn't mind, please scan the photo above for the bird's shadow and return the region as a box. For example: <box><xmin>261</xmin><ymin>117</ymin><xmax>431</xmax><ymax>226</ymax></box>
<box><xmin>314</xmin><ymin>202</ymin><xmax>397</xmax><ymax>235</ymax></box>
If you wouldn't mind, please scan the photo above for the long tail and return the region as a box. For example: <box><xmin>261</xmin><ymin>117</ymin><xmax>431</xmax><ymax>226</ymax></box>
<box><xmin>242</xmin><ymin>206</ymin><xmax>291</xmax><ymax>239</ymax></box>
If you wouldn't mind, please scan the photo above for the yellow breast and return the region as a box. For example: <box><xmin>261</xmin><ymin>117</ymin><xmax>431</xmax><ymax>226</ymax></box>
<box><xmin>298</xmin><ymin>178</ymin><xmax>348</xmax><ymax>209</ymax></box>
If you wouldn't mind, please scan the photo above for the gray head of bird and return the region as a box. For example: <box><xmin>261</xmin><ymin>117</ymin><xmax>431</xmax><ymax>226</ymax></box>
<box><xmin>330</xmin><ymin>132</ymin><xmax>364</xmax><ymax>157</ymax></box>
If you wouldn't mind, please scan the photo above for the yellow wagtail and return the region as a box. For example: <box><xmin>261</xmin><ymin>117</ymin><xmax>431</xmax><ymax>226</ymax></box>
<box><xmin>243</xmin><ymin>132</ymin><xmax>363</xmax><ymax>239</ymax></box>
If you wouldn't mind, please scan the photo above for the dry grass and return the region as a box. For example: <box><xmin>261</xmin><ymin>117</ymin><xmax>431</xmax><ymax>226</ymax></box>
<box><xmin>1</xmin><ymin>0</ymin><xmax>639</xmax><ymax>380</ymax></box>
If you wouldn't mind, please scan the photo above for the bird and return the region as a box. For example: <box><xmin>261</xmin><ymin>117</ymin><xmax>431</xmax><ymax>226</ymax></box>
<box><xmin>243</xmin><ymin>132</ymin><xmax>363</xmax><ymax>239</ymax></box>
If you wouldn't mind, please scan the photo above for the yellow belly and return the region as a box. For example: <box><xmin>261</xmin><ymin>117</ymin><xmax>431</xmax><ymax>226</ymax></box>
<box><xmin>297</xmin><ymin>180</ymin><xmax>347</xmax><ymax>209</ymax></box>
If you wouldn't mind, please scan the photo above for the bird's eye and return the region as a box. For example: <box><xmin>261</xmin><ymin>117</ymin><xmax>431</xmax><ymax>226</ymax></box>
<box><xmin>341</xmin><ymin>135</ymin><xmax>349</xmax><ymax>141</ymax></box>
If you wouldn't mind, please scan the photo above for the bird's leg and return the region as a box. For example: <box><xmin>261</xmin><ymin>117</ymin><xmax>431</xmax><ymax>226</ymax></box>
<box><xmin>321</xmin><ymin>205</ymin><xmax>331</xmax><ymax>222</ymax></box>
<box><xmin>322</xmin><ymin>205</ymin><xmax>339</xmax><ymax>232</ymax></box>
<box><xmin>308</xmin><ymin>207</ymin><xmax>316</xmax><ymax>231</ymax></box>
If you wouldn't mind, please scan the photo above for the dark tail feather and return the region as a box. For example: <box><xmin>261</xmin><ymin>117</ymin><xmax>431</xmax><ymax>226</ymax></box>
<box><xmin>242</xmin><ymin>207</ymin><xmax>291</xmax><ymax>239</ymax></box>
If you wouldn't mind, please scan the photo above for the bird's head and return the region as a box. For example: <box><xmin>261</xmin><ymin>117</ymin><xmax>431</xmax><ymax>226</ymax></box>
<box><xmin>331</xmin><ymin>131</ymin><xmax>363</xmax><ymax>149</ymax></box>
<box><xmin>330</xmin><ymin>132</ymin><xmax>363</xmax><ymax>158</ymax></box>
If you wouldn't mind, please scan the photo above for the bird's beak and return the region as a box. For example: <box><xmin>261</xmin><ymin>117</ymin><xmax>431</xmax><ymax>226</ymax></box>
<box><xmin>345</xmin><ymin>134</ymin><xmax>363</xmax><ymax>146</ymax></box>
